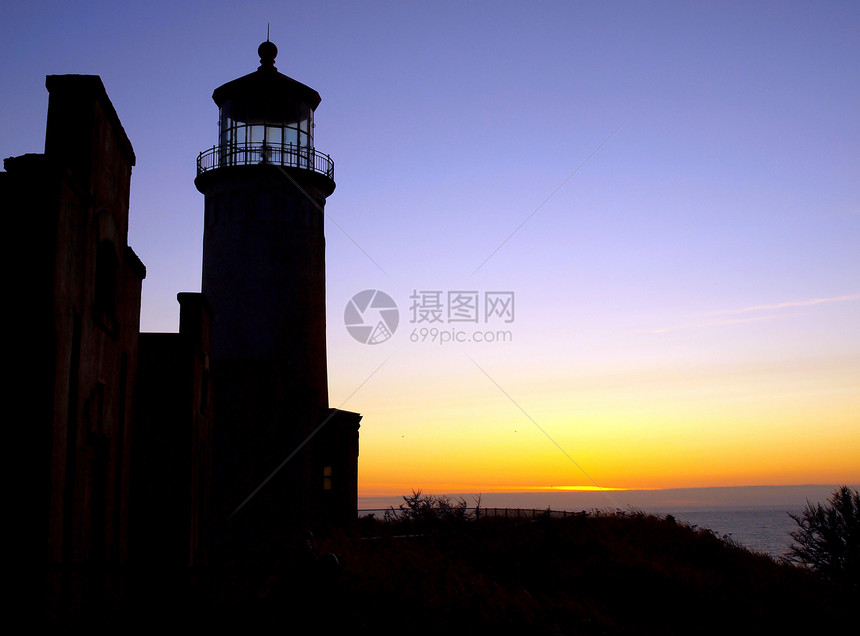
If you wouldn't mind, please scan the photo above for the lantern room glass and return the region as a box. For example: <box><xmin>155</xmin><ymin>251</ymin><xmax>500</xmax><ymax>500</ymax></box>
<box><xmin>218</xmin><ymin>100</ymin><xmax>314</xmax><ymax>167</ymax></box>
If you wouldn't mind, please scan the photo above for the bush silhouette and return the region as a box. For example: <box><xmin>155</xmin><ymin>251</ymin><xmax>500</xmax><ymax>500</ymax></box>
<box><xmin>787</xmin><ymin>485</ymin><xmax>859</xmax><ymax>586</ymax></box>
<box><xmin>389</xmin><ymin>490</ymin><xmax>472</xmax><ymax>525</ymax></box>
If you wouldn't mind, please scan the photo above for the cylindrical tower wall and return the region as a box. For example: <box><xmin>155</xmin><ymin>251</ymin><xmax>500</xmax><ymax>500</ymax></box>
<box><xmin>199</xmin><ymin>166</ymin><xmax>329</xmax><ymax>409</ymax></box>
<box><xmin>197</xmin><ymin>166</ymin><xmax>331</xmax><ymax>537</ymax></box>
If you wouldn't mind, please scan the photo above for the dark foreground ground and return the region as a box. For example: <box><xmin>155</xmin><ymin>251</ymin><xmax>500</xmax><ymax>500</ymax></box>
<box><xmin>109</xmin><ymin>511</ymin><xmax>857</xmax><ymax>634</ymax></box>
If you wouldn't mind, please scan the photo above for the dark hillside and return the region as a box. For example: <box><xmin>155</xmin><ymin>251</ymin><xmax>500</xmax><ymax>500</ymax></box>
<box><xmin>318</xmin><ymin>512</ymin><xmax>855</xmax><ymax>634</ymax></box>
<box><xmin>149</xmin><ymin>510</ymin><xmax>857</xmax><ymax>634</ymax></box>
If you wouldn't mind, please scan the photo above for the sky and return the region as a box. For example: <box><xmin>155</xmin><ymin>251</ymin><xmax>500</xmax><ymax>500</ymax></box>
<box><xmin>3</xmin><ymin>1</ymin><xmax>858</xmax><ymax>505</ymax></box>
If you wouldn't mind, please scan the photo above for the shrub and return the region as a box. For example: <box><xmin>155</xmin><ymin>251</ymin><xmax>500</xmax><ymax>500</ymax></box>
<box><xmin>390</xmin><ymin>490</ymin><xmax>473</xmax><ymax>525</ymax></box>
<box><xmin>787</xmin><ymin>485</ymin><xmax>859</xmax><ymax>586</ymax></box>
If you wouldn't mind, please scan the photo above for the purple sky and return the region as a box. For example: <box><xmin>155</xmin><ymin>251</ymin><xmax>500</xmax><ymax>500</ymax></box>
<box><xmin>4</xmin><ymin>1</ymin><xmax>858</xmax><ymax>498</ymax></box>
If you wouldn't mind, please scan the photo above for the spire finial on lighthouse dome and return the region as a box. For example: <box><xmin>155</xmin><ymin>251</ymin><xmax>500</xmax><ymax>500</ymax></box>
<box><xmin>258</xmin><ymin>39</ymin><xmax>278</xmax><ymax>71</ymax></box>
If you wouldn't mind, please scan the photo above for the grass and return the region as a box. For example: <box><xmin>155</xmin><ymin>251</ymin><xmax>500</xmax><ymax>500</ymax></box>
<box><xmin>114</xmin><ymin>508</ymin><xmax>857</xmax><ymax>634</ymax></box>
<box><xmin>311</xmin><ymin>510</ymin><xmax>855</xmax><ymax>634</ymax></box>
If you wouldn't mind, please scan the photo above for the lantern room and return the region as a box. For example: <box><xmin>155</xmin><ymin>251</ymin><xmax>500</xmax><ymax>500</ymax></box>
<box><xmin>196</xmin><ymin>40</ymin><xmax>334</xmax><ymax>185</ymax></box>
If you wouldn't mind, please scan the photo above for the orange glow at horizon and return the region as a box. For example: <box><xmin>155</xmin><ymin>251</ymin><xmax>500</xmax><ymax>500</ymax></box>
<box><xmin>350</xmin><ymin>347</ymin><xmax>860</xmax><ymax>498</ymax></box>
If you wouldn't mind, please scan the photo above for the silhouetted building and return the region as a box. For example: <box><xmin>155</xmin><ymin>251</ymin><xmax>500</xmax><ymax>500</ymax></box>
<box><xmin>5</xmin><ymin>75</ymin><xmax>146</xmax><ymax>621</ymax></box>
<box><xmin>5</xmin><ymin>74</ymin><xmax>215</xmax><ymax>624</ymax></box>
<box><xmin>195</xmin><ymin>41</ymin><xmax>360</xmax><ymax>552</ymax></box>
<box><xmin>12</xmin><ymin>42</ymin><xmax>362</xmax><ymax>624</ymax></box>
<box><xmin>131</xmin><ymin>292</ymin><xmax>213</xmax><ymax>569</ymax></box>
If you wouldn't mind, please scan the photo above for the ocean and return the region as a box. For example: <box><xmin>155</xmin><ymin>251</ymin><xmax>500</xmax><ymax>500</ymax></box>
<box><xmin>663</xmin><ymin>507</ymin><xmax>800</xmax><ymax>557</ymax></box>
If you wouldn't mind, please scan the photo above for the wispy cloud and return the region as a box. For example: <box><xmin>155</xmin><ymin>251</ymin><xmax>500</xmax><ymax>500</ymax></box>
<box><xmin>646</xmin><ymin>315</ymin><xmax>774</xmax><ymax>335</ymax></box>
<box><xmin>645</xmin><ymin>293</ymin><xmax>859</xmax><ymax>335</ymax></box>
<box><xmin>707</xmin><ymin>293</ymin><xmax>860</xmax><ymax>317</ymax></box>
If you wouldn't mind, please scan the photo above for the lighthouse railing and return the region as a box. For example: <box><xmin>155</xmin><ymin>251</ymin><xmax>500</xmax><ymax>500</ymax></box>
<box><xmin>197</xmin><ymin>142</ymin><xmax>334</xmax><ymax>179</ymax></box>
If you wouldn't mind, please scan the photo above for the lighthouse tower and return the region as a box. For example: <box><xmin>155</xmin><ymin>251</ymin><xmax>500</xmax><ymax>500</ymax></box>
<box><xmin>195</xmin><ymin>41</ymin><xmax>360</xmax><ymax>549</ymax></box>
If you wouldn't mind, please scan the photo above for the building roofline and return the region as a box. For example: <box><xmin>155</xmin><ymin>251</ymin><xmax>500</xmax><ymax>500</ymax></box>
<box><xmin>46</xmin><ymin>74</ymin><xmax>136</xmax><ymax>166</ymax></box>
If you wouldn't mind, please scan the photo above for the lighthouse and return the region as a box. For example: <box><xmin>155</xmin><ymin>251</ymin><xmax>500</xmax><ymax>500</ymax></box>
<box><xmin>195</xmin><ymin>41</ymin><xmax>360</xmax><ymax>550</ymax></box>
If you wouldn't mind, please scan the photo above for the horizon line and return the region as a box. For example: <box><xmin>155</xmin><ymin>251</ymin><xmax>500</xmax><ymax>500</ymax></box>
<box><xmin>358</xmin><ymin>482</ymin><xmax>858</xmax><ymax>498</ymax></box>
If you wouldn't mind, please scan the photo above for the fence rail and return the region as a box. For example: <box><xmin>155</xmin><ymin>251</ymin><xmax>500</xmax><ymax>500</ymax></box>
<box><xmin>358</xmin><ymin>507</ymin><xmax>587</xmax><ymax>521</ymax></box>
<box><xmin>196</xmin><ymin>142</ymin><xmax>334</xmax><ymax>178</ymax></box>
